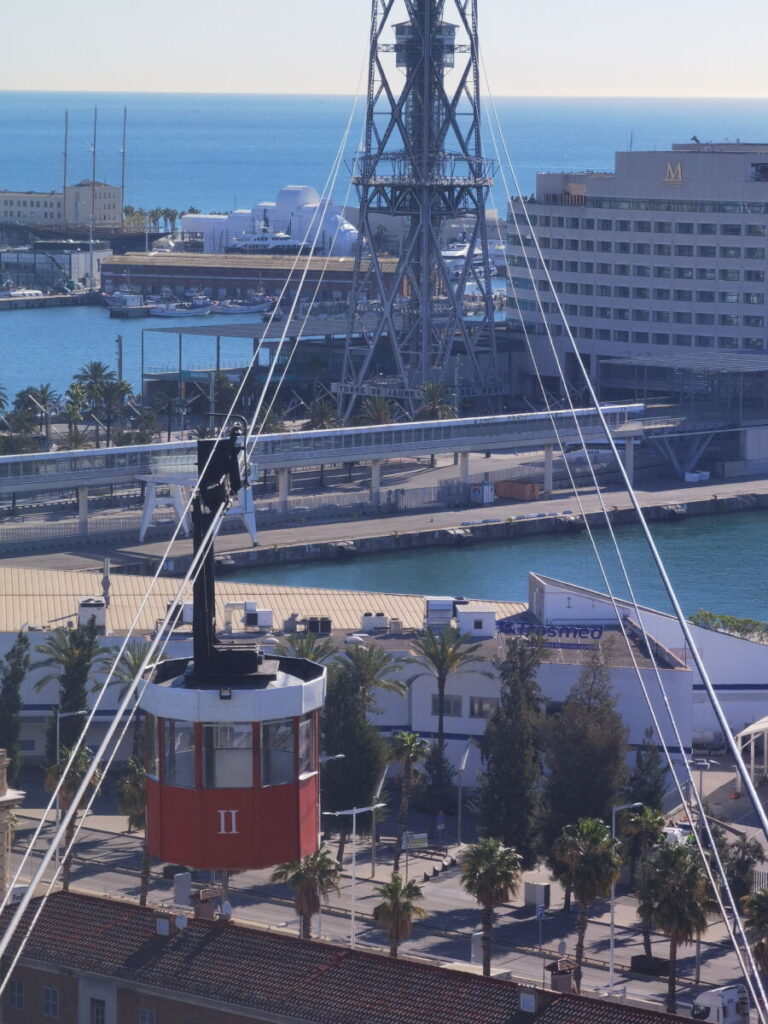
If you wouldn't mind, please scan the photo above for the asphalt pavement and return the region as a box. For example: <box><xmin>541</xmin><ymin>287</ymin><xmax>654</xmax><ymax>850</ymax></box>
<box><xmin>10</xmin><ymin>776</ymin><xmax>756</xmax><ymax>1016</ymax></box>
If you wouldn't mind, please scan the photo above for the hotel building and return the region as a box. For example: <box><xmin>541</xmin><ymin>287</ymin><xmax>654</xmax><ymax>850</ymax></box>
<box><xmin>507</xmin><ymin>143</ymin><xmax>768</xmax><ymax>403</ymax></box>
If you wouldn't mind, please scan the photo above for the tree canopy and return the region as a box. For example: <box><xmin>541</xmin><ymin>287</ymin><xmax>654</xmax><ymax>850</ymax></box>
<box><xmin>479</xmin><ymin>635</ymin><xmax>544</xmax><ymax>868</ymax></box>
<box><xmin>543</xmin><ymin>639</ymin><xmax>628</xmax><ymax>853</ymax></box>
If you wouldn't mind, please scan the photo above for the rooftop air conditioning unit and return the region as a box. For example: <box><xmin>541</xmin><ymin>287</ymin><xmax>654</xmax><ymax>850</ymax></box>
<box><xmin>389</xmin><ymin>618</ymin><xmax>403</xmax><ymax>634</ymax></box>
<box><xmin>167</xmin><ymin>599</ymin><xmax>193</xmax><ymax>627</ymax></box>
<box><xmin>78</xmin><ymin>597</ymin><xmax>106</xmax><ymax>633</ymax></box>
<box><xmin>424</xmin><ymin>597</ymin><xmax>453</xmax><ymax>630</ymax></box>
<box><xmin>243</xmin><ymin>603</ymin><xmax>273</xmax><ymax>630</ymax></box>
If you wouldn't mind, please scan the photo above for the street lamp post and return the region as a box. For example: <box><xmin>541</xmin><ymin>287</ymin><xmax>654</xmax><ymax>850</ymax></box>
<box><xmin>24</xmin><ymin>392</ymin><xmax>54</xmax><ymax>444</ymax></box>
<box><xmin>609</xmin><ymin>801</ymin><xmax>642</xmax><ymax>991</ymax></box>
<box><xmin>370</xmin><ymin>766</ymin><xmax>388</xmax><ymax>878</ymax></box>
<box><xmin>323</xmin><ymin>802</ymin><xmax>385</xmax><ymax>949</ymax></box>
<box><xmin>688</xmin><ymin>757</ymin><xmax>720</xmax><ymax>810</ymax></box>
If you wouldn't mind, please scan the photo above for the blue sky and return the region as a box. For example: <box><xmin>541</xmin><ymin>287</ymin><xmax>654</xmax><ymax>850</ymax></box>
<box><xmin>2</xmin><ymin>0</ymin><xmax>766</xmax><ymax>98</ymax></box>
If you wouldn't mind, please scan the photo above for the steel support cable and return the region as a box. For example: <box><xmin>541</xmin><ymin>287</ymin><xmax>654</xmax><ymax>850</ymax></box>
<box><xmin>244</xmin><ymin>88</ymin><xmax>365</xmax><ymax>443</ymax></box>
<box><xmin>483</xmin><ymin>92</ymin><xmax>766</xmax><ymax>1009</ymax></box>
<box><xmin>0</xmin><ymin>76</ymin><xmax>367</xmax><ymax>985</ymax></box>
<box><xmin>3</xmin><ymin>52</ymin><xmax>365</xmax><ymax>919</ymax></box>
<box><xmin>495</xmin><ymin>208</ymin><xmax>766</xmax><ymax>1013</ymax></box>
<box><xmin>484</xmin><ymin>94</ymin><xmax>768</xmax><ymax>844</ymax></box>
<box><xmin>482</xmin><ymin>81</ymin><xmax>768</xmax><ymax>1016</ymax></box>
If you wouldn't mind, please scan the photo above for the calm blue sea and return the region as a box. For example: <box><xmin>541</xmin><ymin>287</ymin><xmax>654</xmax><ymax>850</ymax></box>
<box><xmin>1</xmin><ymin>93</ymin><xmax>768</xmax><ymax>398</ymax></box>
<box><xmin>230</xmin><ymin>509</ymin><xmax>768</xmax><ymax>621</ymax></box>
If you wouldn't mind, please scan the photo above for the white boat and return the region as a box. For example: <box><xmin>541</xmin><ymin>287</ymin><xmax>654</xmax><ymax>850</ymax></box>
<box><xmin>103</xmin><ymin>290</ymin><xmax>145</xmax><ymax>308</ymax></box>
<box><xmin>149</xmin><ymin>303</ymin><xmax>212</xmax><ymax>318</ymax></box>
<box><xmin>225</xmin><ymin>228</ymin><xmax>305</xmax><ymax>255</ymax></box>
<box><xmin>215</xmin><ymin>298</ymin><xmax>273</xmax><ymax>314</ymax></box>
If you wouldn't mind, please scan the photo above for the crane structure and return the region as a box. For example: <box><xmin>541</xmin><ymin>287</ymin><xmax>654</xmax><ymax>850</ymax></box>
<box><xmin>337</xmin><ymin>0</ymin><xmax>503</xmax><ymax>420</ymax></box>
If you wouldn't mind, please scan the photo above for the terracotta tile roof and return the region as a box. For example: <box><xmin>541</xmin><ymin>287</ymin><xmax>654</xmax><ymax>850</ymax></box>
<box><xmin>540</xmin><ymin>995</ymin><xmax>674</xmax><ymax>1024</ymax></box>
<box><xmin>1</xmin><ymin>893</ymin><xmax>676</xmax><ymax>1024</ymax></box>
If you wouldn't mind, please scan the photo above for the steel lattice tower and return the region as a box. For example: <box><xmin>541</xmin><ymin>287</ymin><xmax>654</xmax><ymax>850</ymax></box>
<box><xmin>337</xmin><ymin>0</ymin><xmax>502</xmax><ymax>420</ymax></box>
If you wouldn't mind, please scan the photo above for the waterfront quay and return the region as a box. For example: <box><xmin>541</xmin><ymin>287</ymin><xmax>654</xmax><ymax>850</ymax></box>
<box><xmin>0</xmin><ymin>291</ymin><xmax>100</xmax><ymax>311</ymax></box>
<box><xmin>4</xmin><ymin>470</ymin><xmax>767</xmax><ymax>576</ymax></box>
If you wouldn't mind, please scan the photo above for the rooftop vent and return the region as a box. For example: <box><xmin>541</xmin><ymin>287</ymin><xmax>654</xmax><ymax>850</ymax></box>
<box><xmin>78</xmin><ymin>597</ymin><xmax>106</xmax><ymax>634</ymax></box>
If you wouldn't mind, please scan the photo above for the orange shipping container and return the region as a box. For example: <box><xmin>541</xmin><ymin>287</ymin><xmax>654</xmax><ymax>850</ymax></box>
<box><xmin>495</xmin><ymin>480</ymin><xmax>540</xmax><ymax>501</ymax></box>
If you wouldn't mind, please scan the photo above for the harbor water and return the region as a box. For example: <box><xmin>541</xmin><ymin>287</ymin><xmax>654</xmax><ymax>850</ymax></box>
<box><xmin>2</xmin><ymin>93</ymin><xmax>768</xmax><ymax>396</ymax></box>
<box><xmin>228</xmin><ymin>508</ymin><xmax>768</xmax><ymax>622</ymax></box>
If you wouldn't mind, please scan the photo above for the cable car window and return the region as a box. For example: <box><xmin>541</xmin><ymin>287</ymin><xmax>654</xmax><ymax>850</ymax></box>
<box><xmin>203</xmin><ymin>723</ymin><xmax>253</xmax><ymax>788</ymax></box>
<box><xmin>145</xmin><ymin>713</ymin><xmax>159</xmax><ymax>778</ymax></box>
<box><xmin>261</xmin><ymin>718</ymin><xmax>295</xmax><ymax>786</ymax></box>
<box><xmin>162</xmin><ymin>719</ymin><xmax>195</xmax><ymax>788</ymax></box>
<box><xmin>298</xmin><ymin>715</ymin><xmax>315</xmax><ymax>776</ymax></box>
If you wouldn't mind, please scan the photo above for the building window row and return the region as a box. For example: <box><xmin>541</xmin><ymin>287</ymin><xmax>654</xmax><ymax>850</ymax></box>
<box><xmin>574</xmin><ymin>326</ymin><xmax>764</xmax><ymax>350</ymax></box>
<box><xmin>524</xmin><ymin>210</ymin><xmax>768</xmax><ymax>230</ymax></box>
<box><xmin>525</xmin><ymin>237</ymin><xmax>766</xmax><ymax>263</ymax></box>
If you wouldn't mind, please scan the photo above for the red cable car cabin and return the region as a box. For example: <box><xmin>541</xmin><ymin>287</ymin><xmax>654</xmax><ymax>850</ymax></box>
<box><xmin>140</xmin><ymin>651</ymin><xmax>325</xmax><ymax>871</ymax></box>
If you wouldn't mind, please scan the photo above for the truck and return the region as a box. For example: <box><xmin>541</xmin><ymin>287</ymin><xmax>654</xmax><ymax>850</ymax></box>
<box><xmin>691</xmin><ymin>985</ymin><xmax>749</xmax><ymax>1024</ymax></box>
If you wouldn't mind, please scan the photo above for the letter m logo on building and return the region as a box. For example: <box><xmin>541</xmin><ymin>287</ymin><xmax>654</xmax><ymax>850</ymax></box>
<box><xmin>664</xmin><ymin>162</ymin><xmax>683</xmax><ymax>185</ymax></box>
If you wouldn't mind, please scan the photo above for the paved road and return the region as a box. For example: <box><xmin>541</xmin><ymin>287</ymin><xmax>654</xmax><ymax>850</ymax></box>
<box><xmin>10</xmin><ymin>805</ymin><xmax>752</xmax><ymax>1014</ymax></box>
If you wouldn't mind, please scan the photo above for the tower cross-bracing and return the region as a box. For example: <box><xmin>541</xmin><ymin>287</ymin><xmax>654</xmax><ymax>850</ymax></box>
<box><xmin>338</xmin><ymin>0</ymin><xmax>502</xmax><ymax>419</ymax></box>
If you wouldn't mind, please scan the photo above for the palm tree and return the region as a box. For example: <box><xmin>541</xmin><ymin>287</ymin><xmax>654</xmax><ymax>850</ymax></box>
<box><xmin>391</xmin><ymin>731</ymin><xmax>430</xmax><ymax>874</ymax></box>
<box><xmin>74</xmin><ymin>361</ymin><xmax>117</xmax><ymax>446</ymax></box>
<box><xmin>62</xmin><ymin>382</ymin><xmax>87</xmax><ymax>439</ymax></box>
<box><xmin>34</xmin><ymin>620</ymin><xmax>109</xmax><ymax>762</ymax></box>
<box><xmin>270</xmin><ymin>845</ymin><xmax>340</xmax><ymax>939</ymax></box>
<box><xmin>415</xmin><ymin>381</ymin><xmax>457</xmax><ymax>421</ymax></box>
<box><xmin>407</xmin><ymin>627</ymin><xmax>483</xmax><ymax>760</ymax></box>
<box><xmin>274</xmin><ymin>632</ymin><xmax>338</xmax><ymax>663</ymax></box>
<box><xmin>307</xmin><ymin>397</ymin><xmax>339</xmax><ymax>430</ymax></box>
<box><xmin>117</xmin><ymin>755</ymin><xmax>151</xmax><ymax>906</ymax></box>
<box><xmin>25</xmin><ymin>384</ymin><xmax>59</xmax><ymax>435</ymax></box>
<box><xmin>306</xmin><ymin>398</ymin><xmax>339</xmax><ymax>486</ymax></box>
<box><xmin>100</xmin><ymin>379</ymin><xmax>133</xmax><ymax>446</ymax></box>
<box><xmin>152</xmin><ymin>381</ymin><xmax>179</xmax><ymax>441</ymax></box>
<box><xmin>74</xmin><ymin>360</ymin><xmax>116</xmax><ymax>407</ymax></box>
<box><xmin>460</xmin><ymin>837</ymin><xmax>522</xmax><ymax>977</ymax></box>
<box><xmin>373</xmin><ymin>873</ymin><xmax>427</xmax><ymax>957</ymax></box>
<box><xmin>622</xmin><ymin>804</ymin><xmax>663</xmax><ymax>886</ymax></box>
<box><xmin>742</xmin><ymin>888</ymin><xmax>768</xmax><ymax>974</ymax></box>
<box><xmin>636</xmin><ymin>856</ymin><xmax>660</xmax><ymax>961</ymax></box>
<box><xmin>359</xmin><ymin>396</ymin><xmax>396</xmax><ymax>425</ymax></box>
<box><xmin>332</xmin><ymin>643</ymin><xmax>406</xmax><ymax>714</ymax></box>
<box><xmin>649</xmin><ymin>844</ymin><xmax>709</xmax><ymax>1014</ymax></box>
<box><xmin>726</xmin><ymin>833</ymin><xmax>766</xmax><ymax>906</ymax></box>
<box><xmin>45</xmin><ymin>745</ymin><xmax>100</xmax><ymax>891</ymax></box>
<box><xmin>553</xmin><ymin>818</ymin><xmax>621</xmax><ymax>993</ymax></box>
<box><xmin>104</xmin><ymin>639</ymin><xmax>166</xmax><ymax>757</ymax></box>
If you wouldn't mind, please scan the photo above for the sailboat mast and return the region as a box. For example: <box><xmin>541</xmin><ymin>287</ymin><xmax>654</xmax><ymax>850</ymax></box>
<box><xmin>120</xmin><ymin>105</ymin><xmax>127</xmax><ymax>229</ymax></box>
<box><xmin>90</xmin><ymin>106</ymin><xmax>97</xmax><ymax>290</ymax></box>
<box><xmin>62</xmin><ymin>110</ymin><xmax>68</xmax><ymax>228</ymax></box>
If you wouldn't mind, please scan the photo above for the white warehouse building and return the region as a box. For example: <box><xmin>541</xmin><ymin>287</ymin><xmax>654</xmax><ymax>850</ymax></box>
<box><xmin>2</xmin><ymin>566</ymin><xmax>767</xmax><ymax>790</ymax></box>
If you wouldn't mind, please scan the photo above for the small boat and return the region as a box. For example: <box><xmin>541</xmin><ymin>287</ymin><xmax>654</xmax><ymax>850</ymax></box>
<box><xmin>149</xmin><ymin>303</ymin><xmax>212</xmax><ymax>318</ymax></box>
<box><xmin>103</xmin><ymin>289</ymin><xmax>144</xmax><ymax>308</ymax></box>
<box><xmin>215</xmin><ymin>298</ymin><xmax>272</xmax><ymax>315</ymax></box>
